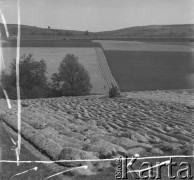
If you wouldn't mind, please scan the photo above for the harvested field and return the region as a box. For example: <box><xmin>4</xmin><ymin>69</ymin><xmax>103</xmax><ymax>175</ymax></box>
<box><xmin>2</xmin><ymin>47</ymin><xmax>109</xmax><ymax>94</ymax></box>
<box><xmin>94</xmin><ymin>40</ymin><xmax>194</xmax><ymax>52</ymax></box>
<box><xmin>105</xmin><ymin>50</ymin><xmax>194</xmax><ymax>91</ymax></box>
<box><xmin>0</xmin><ymin>89</ymin><xmax>193</xmax><ymax>178</ymax></box>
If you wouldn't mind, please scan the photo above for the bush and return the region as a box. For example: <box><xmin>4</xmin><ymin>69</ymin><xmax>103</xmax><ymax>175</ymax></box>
<box><xmin>109</xmin><ymin>84</ymin><xmax>120</xmax><ymax>98</ymax></box>
<box><xmin>0</xmin><ymin>54</ymin><xmax>49</xmax><ymax>99</ymax></box>
<box><xmin>50</xmin><ymin>54</ymin><xmax>92</xmax><ymax>96</ymax></box>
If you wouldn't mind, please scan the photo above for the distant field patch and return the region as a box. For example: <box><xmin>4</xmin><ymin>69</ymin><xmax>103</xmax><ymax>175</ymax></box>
<box><xmin>105</xmin><ymin>51</ymin><xmax>194</xmax><ymax>91</ymax></box>
<box><xmin>146</xmin><ymin>42</ymin><xmax>194</xmax><ymax>48</ymax></box>
<box><xmin>2</xmin><ymin>47</ymin><xmax>108</xmax><ymax>94</ymax></box>
<box><xmin>2</xmin><ymin>40</ymin><xmax>101</xmax><ymax>47</ymax></box>
<box><xmin>94</xmin><ymin>40</ymin><xmax>194</xmax><ymax>52</ymax></box>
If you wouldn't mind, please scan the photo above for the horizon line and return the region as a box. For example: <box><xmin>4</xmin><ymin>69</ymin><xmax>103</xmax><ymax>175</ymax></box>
<box><xmin>0</xmin><ymin>22</ymin><xmax>194</xmax><ymax>33</ymax></box>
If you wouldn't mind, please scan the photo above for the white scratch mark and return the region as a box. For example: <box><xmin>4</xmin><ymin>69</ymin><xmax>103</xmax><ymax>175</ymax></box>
<box><xmin>125</xmin><ymin>153</ymin><xmax>139</xmax><ymax>178</ymax></box>
<box><xmin>15</xmin><ymin>0</ymin><xmax>21</xmax><ymax>166</ymax></box>
<box><xmin>127</xmin><ymin>153</ymin><xmax>139</xmax><ymax>166</ymax></box>
<box><xmin>0</xmin><ymin>155</ymin><xmax>193</xmax><ymax>164</ymax></box>
<box><xmin>0</xmin><ymin>82</ymin><xmax>11</xmax><ymax>109</ymax></box>
<box><xmin>9</xmin><ymin>167</ymin><xmax>38</xmax><ymax>179</ymax></box>
<box><xmin>10</xmin><ymin>137</ymin><xmax>17</xmax><ymax>146</ymax></box>
<box><xmin>0</xmin><ymin>45</ymin><xmax>5</xmax><ymax>70</ymax></box>
<box><xmin>0</xmin><ymin>9</ymin><xmax>9</xmax><ymax>38</ymax></box>
<box><xmin>0</xmin><ymin>33</ymin><xmax>6</xmax><ymax>72</ymax></box>
<box><xmin>0</xmin><ymin>147</ymin><xmax>2</xmax><ymax>173</ymax></box>
<box><xmin>1</xmin><ymin>121</ymin><xmax>17</xmax><ymax>152</ymax></box>
<box><xmin>2</xmin><ymin>89</ymin><xmax>11</xmax><ymax>109</ymax></box>
<box><xmin>44</xmin><ymin>165</ymin><xmax>88</xmax><ymax>180</ymax></box>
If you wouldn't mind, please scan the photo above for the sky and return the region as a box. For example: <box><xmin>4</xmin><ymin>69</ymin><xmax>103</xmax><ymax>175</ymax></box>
<box><xmin>0</xmin><ymin>0</ymin><xmax>194</xmax><ymax>32</ymax></box>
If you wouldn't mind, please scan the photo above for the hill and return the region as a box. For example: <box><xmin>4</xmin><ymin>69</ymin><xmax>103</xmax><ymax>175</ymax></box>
<box><xmin>97</xmin><ymin>24</ymin><xmax>194</xmax><ymax>38</ymax></box>
<box><xmin>0</xmin><ymin>23</ymin><xmax>194</xmax><ymax>40</ymax></box>
<box><xmin>0</xmin><ymin>23</ymin><xmax>87</xmax><ymax>40</ymax></box>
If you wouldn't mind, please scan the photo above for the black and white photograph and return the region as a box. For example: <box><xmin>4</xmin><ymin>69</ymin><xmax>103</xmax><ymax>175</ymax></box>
<box><xmin>0</xmin><ymin>0</ymin><xmax>194</xmax><ymax>179</ymax></box>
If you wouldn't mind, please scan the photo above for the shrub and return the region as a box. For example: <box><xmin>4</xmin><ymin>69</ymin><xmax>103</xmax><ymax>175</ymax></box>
<box><xmin>50</xmin><ymin>54</ymin><xmax>92</xmax><ymax>96</ymax></box>
<box><xmin>0</xmin><ymin>54</ymin><xmax>49</xmax><ymax>99</ymax></box>
<box><xmin>109</xmin><ymin>83</ymin><xmax>120</xmax><ymax>98</ymax></box>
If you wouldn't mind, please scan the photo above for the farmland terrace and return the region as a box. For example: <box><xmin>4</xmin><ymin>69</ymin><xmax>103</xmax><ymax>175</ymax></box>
<box><xmin>0</xmin><ymin>89</ymin><xmax>193</xmax><ymax>179</ymax></box>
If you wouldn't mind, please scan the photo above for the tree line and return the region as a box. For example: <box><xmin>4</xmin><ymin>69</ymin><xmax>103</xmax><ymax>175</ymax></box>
<box><xmin>0</xmin><ymin>54</ymin><xmax>92</xmax><ymax>99</ymax></box>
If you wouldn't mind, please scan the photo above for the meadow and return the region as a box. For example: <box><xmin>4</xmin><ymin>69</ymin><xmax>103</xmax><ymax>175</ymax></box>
<box><xmin>1</xmin><ymin>47</ymin><xmax>108</xmax><ymax>94</ymax></box>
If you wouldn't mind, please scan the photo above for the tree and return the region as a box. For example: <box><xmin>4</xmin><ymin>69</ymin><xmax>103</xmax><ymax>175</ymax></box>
<box><xmin>109</xmin><ymin>83</ymin><xmax>120</xmax><ymax>98</ymax></box>
<box><xmin>1</xmin><ymin>54</ymin><xmax>49</xmax><ymax>99</ymax></box>
<box><xmin>51</xmin><ymin>54</ymin><xmax>92</xmax><ymax>96</ymax></box>
<box><xmin>84</xmin><ymin>30</ymin><xmax>89</xmax><ymax>36</ymax></box>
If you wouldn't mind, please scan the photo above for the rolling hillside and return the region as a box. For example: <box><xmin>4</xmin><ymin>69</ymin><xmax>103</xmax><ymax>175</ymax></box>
<box><xmin>0</xmin><ymin>23</ymin><xmax>87</xmax><ymax>40</ymax></box>
<box><xmin>97</xmin><ymin>24</ymin><xmax>194</xmax><ymax>38</ymax></box>
<box><xmin>0</xmin><ymin>23</ymin><xmax>194</xmax><ymax>40</ymax></box>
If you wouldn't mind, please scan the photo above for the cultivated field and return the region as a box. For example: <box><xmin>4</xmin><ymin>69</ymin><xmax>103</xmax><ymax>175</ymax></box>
<box><xmin>94</xmin><ymin>40</ymin><xmax>194</xmax><ymax>52</ymax></box>
<box><xmin>2</xmin><ymin>40</ymin><xmax>101</xmax><ymax>47</ymax></box>
<box><xmin>0</xmin><ymin>89</ymin><xmax>193</xmax><ymax>179</ymax></box>
<box><xmin>1</xmin><ymin>47</ymin><xmax>109</xmax><ymax>94</ymax></box>
<box><xmin>105</xmin><ymin>51</ymin><xmax>194</xmax><ymax>91</ymax></box>
<box><xmin>93</xmin><ymin>40</ymin><xmax>194</xmax><ymax>91</ymax></box>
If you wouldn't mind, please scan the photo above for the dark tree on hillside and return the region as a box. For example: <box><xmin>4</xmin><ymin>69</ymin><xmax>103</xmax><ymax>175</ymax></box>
<box><xmin>51</xmin><ymin>54</ymin><xmax>92</xmax><ymax>96</ymax></box>
<box><xmin>84</xmin><ymin>30</ymin><xmax>89</xmax><ymax>36</ymax></box>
